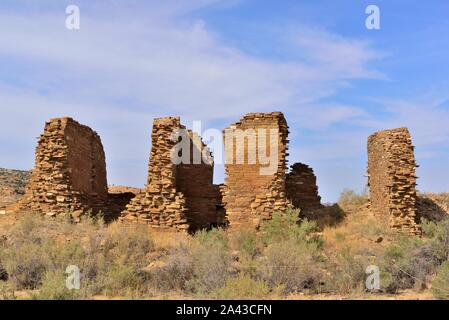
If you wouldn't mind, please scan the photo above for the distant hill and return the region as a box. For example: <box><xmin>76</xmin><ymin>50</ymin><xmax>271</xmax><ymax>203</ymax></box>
<box><xmin>0</xmin><ymin>168</ymin><xmax>30</xmax><ymax>208</ymax></box>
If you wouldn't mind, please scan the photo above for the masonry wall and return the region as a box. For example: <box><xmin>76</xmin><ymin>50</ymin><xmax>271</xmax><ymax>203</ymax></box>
<box><xmin>17</xmin><ymin>117</ymin><xmax>108</xmax><ymax>218</ymax></box>
<box><xmin>367</xmin><ymin>127</ymin><xmax>421</xmax><ymax>234</ymax></box>
<box><xmin>286</xmin><ymin>162</ymin><xmax>322</xmax><ymax>210</ymax></box>
<box><xmin>120</xmin><ymin>117</ymin><xmax>220</xmax><ymax>232</ymax></box>
<box><xmin>176</xmin><ymin>131</ymin><xmax>221</xmax><ymax>230</ymax></box>
<box><xmin>222</xmin><ymin>112</ymin><xmax>289</xmax><ymax>229</ymax></box>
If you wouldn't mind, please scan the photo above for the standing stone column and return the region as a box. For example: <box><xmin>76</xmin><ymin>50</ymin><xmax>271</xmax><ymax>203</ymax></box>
<box><xmin>222</xmin><ymin>112</ymin><xmax>289</xmax><ymax>229</ymax></box>
<box><xmin>16</xmin><ymin>117</ymin><xmax>108</xmax><ymax>218</ymax></box>
<box><xmin>120</xmin><ymin>117</ymin><xmax>220</xmax><ymax>232</ymax></box>
<box><xmin>367</xmin><ymin>127</ymin><xmax>421</xmax><ymax>234</ymax></box>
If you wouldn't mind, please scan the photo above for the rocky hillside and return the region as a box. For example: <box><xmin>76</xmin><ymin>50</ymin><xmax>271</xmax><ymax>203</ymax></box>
<box><xmin>0</xmin><ymin>168</ymin><xmax>30</xmax><ymax>208</ymax></box>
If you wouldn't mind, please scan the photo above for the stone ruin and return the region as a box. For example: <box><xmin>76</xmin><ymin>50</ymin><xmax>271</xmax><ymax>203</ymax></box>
<box><xmin>12</xmin><ymin>112</ymin><xmax>425</xmax><ymax>234</ymax></box>
<box><xmin>286</xmin><ymin>162</ymin><xmax>322</xmax><ymax>211</ymax></box>
<box><xmin>367</xmin><ymin>127</ymin><xmax>421</xmax><ymax>234</ymax></box>
<box><xmin>222</xmin><ymin>112</ymin><xmax>289</xmax><ymax>229</ymax></box>
<box><xmin>15</xmin><ymin>117</ymin><xmax>108</xmax><ymax>219</ymax></box>
<box><xmin>120</xmin><ymin>117</ymin><xmax>223</xmax><ymax>232</ymax></box>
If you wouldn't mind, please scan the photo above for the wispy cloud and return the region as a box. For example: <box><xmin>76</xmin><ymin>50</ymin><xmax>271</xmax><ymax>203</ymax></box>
<box><xmin>291</xmin><ymin>27</ymin><xmax>386</xmax><ymax>80</ymax></box>
<box><xmin>0</xmin><ymin>0</ymin><xmax>422</xmax><ymax>201</ymax></box>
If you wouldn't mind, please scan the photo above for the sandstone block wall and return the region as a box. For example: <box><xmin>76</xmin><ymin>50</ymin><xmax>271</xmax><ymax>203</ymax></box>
<box><xmin>367</xmin><ymin>127</ymin><xmax>420</xmax><ymax>234</ymax></box>
<box><xmin>176</xmin><ymin>131</ymin><xmax>222</xmax><ymax>230</ymax></box>
<box><xmin>120</xmin><ymin>117</ymin><xmax>220</xmax><ymax>232</ymax></box>
<box><xmin>17</xmin><ymin>117</ymin><xmax>108</xmax><ymax>218</ymax></box>
<box><xmin>222</xmin><ymin>112</ymin><xmax>289</xmax><ymax>229</ymax></box>
<box><xmin>286</xmin><ymin>162</ymin><xmax>322</xmax><ymax>210</ymax></box>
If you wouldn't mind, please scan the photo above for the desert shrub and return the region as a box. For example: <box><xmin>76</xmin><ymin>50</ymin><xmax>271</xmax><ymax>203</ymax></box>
<box><xmin>422</xmin><ymin>219</ymin><xmax>449</xmax><ymax>263</ymax></box>
<box><xmin>260</xmin><ymin>207</ymin><xmax>322</xmax><ymax>248</ymax></box>
<box><xmin>353</xmin><ymin>216</ymin><xmax>391</xmax><ymax>238</ymax></box>
<box><xmin>80</xmin><ymin>224</ymin><xmax>155</xmax><ymax>297</ymax></box>
<box><xmin>0</xmin><ymin>281</ymin><xmax>16</xmax><ymax>300</ymax></box>
<box><xmin>79</xmin><ymin>210</ymin><xmax>106</xmax><ymax>227</ymax></box>
<box><xmin>231</xmin><ymin>229</ymin><xmax>260</xmax><ymax>258</ymax></box>
<box><xmin>9</xmin><ymin>214</ymin><xmax>42</xmax><ymax>245</ymax></box>
<box><xmin>209</xmin><ymin>273</ymin><xmax>272</xmax><ymax>299</ymax></box>
<box><xmin>2</xmin><ymin>242</ymin><xmax>48</xmax><ymax>290</ymax></box>
<box><xmin>259</xmin><ymin>239</ymin><xmax>323</xmax><ymax>294</ymax></box>
<box><xmin>100</xmin><ymin>265</ymin><xmax>150</xmax><ymax>297</ymax></box>
<box><xmin>0</xmin><ymin>215</ymin><xmax>157</xmax><ymax>298</ymax></box>
<box><xmin>103</xmin><ymin>224</ymin><xmax>155</xmax><ymax>267</ymax></box>
<box><xmin>187</xmin><ymin>229</ymin><xmax>231</xmax><ymax>294</ymax></box>
<box><xmin>432</xmin><ymin>261</ymin><xmax>449</xmax><ymax>299</ymax></box>
<box><xmin>378</xmin><ymin>236</ymin><xmax>433</xmax><ymax>293</ymax></box>
<box><xmin>150</xmin><ymin>244</ymin><xmax>194</xmax><ymax>291</ymax></box>
<box><xmin>324</xmin><ymin>246</ymin><xmax>368</xmax><ymax>295</ymax></box>
<box><xmin>44</xmin><ymin>241</ymin><xmax>86</xmax><ymax>271</ymax></box>
<box><xmin>194</xmin><ymin>228</ymin><xmax>228</xmax><ymax>249</ymax></box>
<box><xmin>338</xmin><ymin>189</ymin><xmax>368</xmax><ymax>210</ymax></box>
<box><xmin>229</xmin><ymin>229</ymin><xmax>263</xmax><ymax>277</ymax></box>
<box><xmin>32</xmin><ymin>270</ymin><xmax>80</xmax><ymax>300</ymax></box>
<box><xmin>150</xmin><ymin>229</ymin><xmax>232</xmax><ymax>294</ymax></box>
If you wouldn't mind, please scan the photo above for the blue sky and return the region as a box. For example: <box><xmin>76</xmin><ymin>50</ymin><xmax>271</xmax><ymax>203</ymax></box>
<box><xmin>1</xmin><ymin>0</ymin><xmax>449</xmax><ymax>202</ymax></box>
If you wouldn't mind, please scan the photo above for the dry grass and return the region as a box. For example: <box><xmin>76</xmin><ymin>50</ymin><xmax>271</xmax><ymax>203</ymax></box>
<box><xmin>1</xmin><ymin>192</ymin><xmax>449</xmax><ymax>300</ymax></box>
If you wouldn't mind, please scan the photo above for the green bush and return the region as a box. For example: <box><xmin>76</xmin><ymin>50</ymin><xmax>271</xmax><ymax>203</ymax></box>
<box><xmin>324</xmin><ymin>246</ymin><xmax>367</xmax><ymax>295</ymax></box>
<box><xmin>210</xmin><ymin>273</ymin><xmax>271</xmax><ymax>299</ymax></box>
<box><xmin>0</xmin><ymin>216</ymin><xmax>158</xmax><ymax>298</ymax></box>
<box><xmin>2</xmin><ymin>242</ymin><xmax>47</xmax><ymax>290</ymax></box>
<box><xmin>32</xmin><ymin>270</ymin><xmax>79</xmax><ymax>300</ymax></box>
<box><xmin>432</xmin><ymin>261</ymin><xmax>449</xmax><ymax>299</ymax></box>
<box><xmin>188</xmin><ymin>229</ymin><xmax>231</xmax><ymax>294</ymax></box>
<box><xmin>103</xmin><ymin>224</ymin><xmax>155</xmax><ymax>267</ymax></box>
<box><xmin>149</xmin><ymin>245</ymin><xmax>193</xmax><ymax>291</ymax></box>
<box><xmin>378</xmin><ymin>236</ymin><xmax>433</xmax><ymax>293</ymax></box>
<box><xmin>149</xmin><ymin>229</ymin><xmax>232</xmax><ymax>295</ymax></box>
<box><xmin>259</xmin><ymin>239</ymin><xmax>322</xmax><ymax>293</ymax></box>
<box><xmin>100</xmin><ymin>265</ymin><xmax>149</xmax><ymax>297</ymax></box>
<box><xmin>260</xmin><ymin>207</ymin><xmax>322</xmax><ymax>248</ymax></box>
<box><xmin>232</xmin><ymin>229</ymin><xmax>260</xmax><ymax>258</ymax></box>
<box><xmin>422</xmin><ymin>219</ymin><xmax>449</xmax><ymax>263</ymax></box>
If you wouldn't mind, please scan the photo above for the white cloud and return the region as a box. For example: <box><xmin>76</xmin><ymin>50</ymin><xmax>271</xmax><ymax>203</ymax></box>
<box><xmin>0</xmin><ymin>1</ymin><xmax>387</xmax><ymax>198</ymax></box>
<box><xmin>291</xmin><ymin>27</ymin><xmax>386</xmax><ymax>79</ymax></box>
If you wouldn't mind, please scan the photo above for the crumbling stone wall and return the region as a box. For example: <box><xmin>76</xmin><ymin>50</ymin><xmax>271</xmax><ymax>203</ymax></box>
<box><xmin>286</xmin><ymin>162</ymin><xmax>322</xmax><ymax>210</ymax></box>
<box><xmin>222</xmin><ymin>112</ymin><xmax>289</xmax><ymax>229</ymax></box>
<box><xmin>367</xmin><ymin>127</ymin><xmax>420</xmax><ymax>234</ymax></box>
<box><xmin>120</xmin><ymin>117</ymin><xmax>220</xmax><ymax>232</ymax></box>
<box><xmin>17</xmin><ymin>117</ymin><xmax>108</xmax><ymax>218</ymax></box>
<box><xmin>105</xmin><ymin>186</ymin><xmax>141</xmax><ymax>222</ymax></box>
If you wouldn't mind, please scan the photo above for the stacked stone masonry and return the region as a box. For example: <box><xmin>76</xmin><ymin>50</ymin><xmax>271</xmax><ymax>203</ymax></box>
<box><xmin>16</xmin><ymin>117</ymin><xmax>108</xmax><ymax>218</ymax></box>
<box><xmin>286</xmin><ymin>162</ymin><xmax>322</xmax><ymax>210</ymax></box>
<box><xmin>367</xmin><ymin>127</ymin><xmax>421</xmax><ymax>234</ymax></box>
<box><xmin>222</xmin><ymin>112</ymin><xmax>289</xmax><ymax>229</ymax></box>
<box><xmin>120</xmin><ymin>117</ymin><xmax>222</xmax><ymax>232</ymax></box>
<box><xmin>8</xmin><ymin>113</ymin><xmax>425</xmax><ymax>235</ymax></box>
